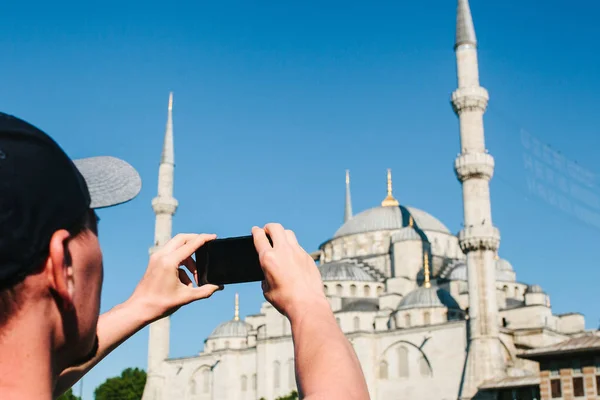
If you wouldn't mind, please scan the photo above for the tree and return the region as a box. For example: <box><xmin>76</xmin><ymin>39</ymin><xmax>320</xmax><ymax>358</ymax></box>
<box><xmin>57</xmin><ymin>388</ymin><xmax>81</xmax><ymax>400</ymax></box>
<box><xmin>94</xmin><ymin>367</ymin><xmax>147</xmax><ymax>400</ymax></box>
<box><xmin>275</xmin><ymin>390</ymin><xmax>299</xmax><ymax>400</ymax></box>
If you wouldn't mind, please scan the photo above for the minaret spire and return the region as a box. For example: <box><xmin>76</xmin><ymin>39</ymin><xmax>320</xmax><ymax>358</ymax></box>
<box><xmin>344</xmin><ymin>170</ymin><xmax>353</xmax><ymax>222</ymax></box>
<box><xmin>451</xmin><ymin>1</ymin><xmax>505</xmax><ymax>398</ymax></box>
<box><xmin>423</xmin><ymin>252</ymin><xmax>431</xmax><ymax>289</ymax></box>
<box><xmin>381</xmin><ymin>169</ymin><xmax>399</xmax><ymax>207</ymax></box>
<box><xmin>234</xmin><ymin>293</ymin><xmax>240</xmax><ymax>321</ymax></box>
<box><xmin>143</xmin><ymin>92</ymin><xmax>179</xmax><ymax>400</ymax></box>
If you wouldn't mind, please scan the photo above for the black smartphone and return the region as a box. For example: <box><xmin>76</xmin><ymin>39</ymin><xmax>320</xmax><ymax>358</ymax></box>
<box><xmin>195</xmin><ymin>235</ymin><xmax>269</xmax><ymax>285</ymax></box>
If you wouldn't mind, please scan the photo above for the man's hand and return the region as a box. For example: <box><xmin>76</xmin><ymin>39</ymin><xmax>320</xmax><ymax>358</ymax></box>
<box><xmin>251</xmin><ymin>224</ymin><xmax>328</xmax><ymax>323</ymax></box>
<box><xmin>127</xmin><ymin>233</ymin><xmax>223</xmax><ymax>323</ymax></box>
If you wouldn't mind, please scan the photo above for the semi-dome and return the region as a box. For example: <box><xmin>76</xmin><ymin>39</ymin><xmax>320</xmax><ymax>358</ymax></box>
<box><xmin>319</xmin><ymin>261</ymin><xmax>378</xmax><ymax>282</ymax></box>
<box><xmin>334</xmin><ymin>206</ymin><xmax>450</xmax><ymax>238</ymax></box>
<box><xmin>391</xmin><ymin>227</ymin><xmax>422</xmax><ymax>242</ymax></box>
<box><xmin>208</xmin><ymin>320</ymin><xmax>252</xmax><ymax>339</ymax></box>
<box><xmin>397</xmin><ymin>286</ymin><xmax>461</xmax><ymax>311</ymax></box>
<box><xmin>342</xmin><ymin>299</ymin><xmax>380</xmax><ymax>312</ymax></box>
<box><xmin>440</xmin><ymin>260</ymin><xmax>467</xmax><ymax>281</ymax></box>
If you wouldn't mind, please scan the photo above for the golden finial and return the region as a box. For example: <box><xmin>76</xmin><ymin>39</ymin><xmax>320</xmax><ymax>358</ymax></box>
<box><xmin>168</xmin><ymin>92</ymin><xmax>173</xmax><ymax>111</ymax></box>
<box><xmin>234</xmin><ymin>293</ymin><xmax>239</xmax><ymax>321</ymax></box>
<box><xmin>494</xmin><ymin>253</ymin><xmax>499</xmax><ymax>261</ymax></box>
<box><xmin>409</xmin><ymin>215</ymin><xmax>414</xmax><ymax>227</ymax></box>
<box><xmin>423</xmin><ymin>252</ymin><xmax>431</xmax><ymax>288</ymax></box>
<box><xmin>381</xmin><ymin>169</ymin><xmax>399</xmax><ymax>207</ymax></box>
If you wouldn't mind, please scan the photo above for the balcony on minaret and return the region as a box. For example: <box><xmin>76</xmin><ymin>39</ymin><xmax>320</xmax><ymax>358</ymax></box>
<box><xmin>451</xmin><ymin>86</ymin><xmax>489</xmax><ymax>115</ymax></box>
<box><xmin>454</xmin><ymin>152</ymin><xmax>495</xmax><ymax>181</ymax></box>
<box><xmin>152</xmin><ymin>196</ymin><xmax>178</xmax><ymax>215</ymax></box>
<box><xmin>458</xmin><ymin>225</ymin><xmax>500</xmax><ymax>252</ymax></box>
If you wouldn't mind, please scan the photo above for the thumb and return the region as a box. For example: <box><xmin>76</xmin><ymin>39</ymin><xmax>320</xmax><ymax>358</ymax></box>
<box><xmin>184</xmin><ymin>284</ymin><xmax>223</xmax><ymax>303</ymax></box>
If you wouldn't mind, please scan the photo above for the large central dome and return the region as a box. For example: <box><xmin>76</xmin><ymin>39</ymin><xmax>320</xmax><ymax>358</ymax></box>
<box><xmin>334</xmin><ymin>205</ymin><xmax>450</xmax><ymax>238</ymax></box>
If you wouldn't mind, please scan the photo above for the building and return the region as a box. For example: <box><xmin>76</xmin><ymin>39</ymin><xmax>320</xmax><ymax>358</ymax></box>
<box><xmin>140</xmin><ymin>1</ymin><xmax>598</xmax><ymax>399</ymax></box>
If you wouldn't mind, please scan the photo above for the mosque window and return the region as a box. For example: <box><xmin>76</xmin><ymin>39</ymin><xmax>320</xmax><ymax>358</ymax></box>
<box><xmin>336</xmin><ymin>284</ymin><xmax>343</xmax><ymax>296</ymax></box>
<box><xmin>336</xmin><ymin>317</ymin><xmax>341</xmax><ymax>328</ymax></box>
<box><xmin>572</xmin><ymin>376</ymin><xmax>584</xmax><ymax>397</ymax></box>
<box><xmin>350</xmin><ymin>284</ymin><xmax>357</xmax><ymax>296</ymax></box>
<box><xmin>241</xmin><ymin>375</ymin><xmax>247</xmax><ymax>392</ymax></box>
<box><xmin>377</xmin><ymin>286</ymin><xmax>383</xmax><ymax>296</ymax></box>
<box><xmin>364</xmin><ymin>285</ymin><xmax>371</xmax><ymax>297</ymax></box>
<box><xmin>203</xmin><ymin>369</ymin><xmax>210</xmax><ymax>393</ymax></box>
<box><xmin>288</xmin><ymin>359</ymin><xmax>295</xmax><ymax>388</ymax></box>
<box><xmin>252</xmin><ymin>374</ymin><xmax>257</xmax><ymax>390</ymax></box>
<box><xmin>423</xmin><ymin>311</ymin><xmax>431</xmax><ymax>325</ymax></box>
<box><xmin>503</xmin><ymin>285</ymin><xmax>509</xmax><ymax>296</ymax></box>
<box><xmin>419</xmin><ymin>355</ymin><xmax>431</xmax><ymax>377</ymax></box>
<box><xmin>404</xmin><ymin>314</ymin><xmax>411</xmax><ymax>328</ymax></box>
<box><xmin>398</xmin><ymin>347</ymin><xmax>409</xmax><ymax>377</ymax></box>
<box><xmin>378</xmin><ymin>360</ymin><xmax>389</xmax><ymax>379</ymax></box>
<box><xmin>550</xmin><ymin>378</ymin><xmax>562</xmax><ymax>398</ymax></box>
<box><xmin>353</xmin><ymin>317</ymin><xmax>360</xmax><ymax>331</ymax></box>
<box><xmin>274</xmin><ymin>361</ymin><xmax>281</xmax><ymax>389</ymax></box>
<box><xmin>323</xmin><ymin>285</ymin><xmax>328</xmax><ymax>294</ymax></box>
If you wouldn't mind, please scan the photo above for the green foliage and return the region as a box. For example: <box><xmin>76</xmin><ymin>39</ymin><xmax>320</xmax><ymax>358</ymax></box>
<box><xmin>94</xmin><ymin>367</ymin><xmax>147</xmax><ymax>400</ymax></box>
<box><xmin>56</xmin><ymin>388</ymin><xmax>81</xmax><ymax>400</ymax></box>
<box><xmin>275</xmin><ymin>390</ymin><xmax>299</xmax><ymax>400</ymax></box>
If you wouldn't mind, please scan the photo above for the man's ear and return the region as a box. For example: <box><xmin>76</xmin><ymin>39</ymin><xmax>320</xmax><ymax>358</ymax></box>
<box><xmin>46</xmin><ymin>229</ymin><xmax>75</xmax><ymax>311</ymax></box>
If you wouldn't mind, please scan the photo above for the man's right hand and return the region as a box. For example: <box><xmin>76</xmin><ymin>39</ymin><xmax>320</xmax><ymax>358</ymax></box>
<box><xmin>251</xmin><ymin>223</ymin><xmax>329</xmax><ymax>323</ymax></box>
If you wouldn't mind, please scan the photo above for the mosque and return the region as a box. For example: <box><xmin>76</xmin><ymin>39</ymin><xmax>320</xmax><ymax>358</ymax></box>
<box><xmin>140</xmin><ymin>1</ymin><xmax>597</xmax><ymax>399</ymax></box>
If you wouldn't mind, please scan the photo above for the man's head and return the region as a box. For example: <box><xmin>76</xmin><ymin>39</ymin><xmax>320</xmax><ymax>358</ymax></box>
<box><xmin>0</xmin><ymin>112</ymin><xmax>141</xmax><ymax>369</ymax></box>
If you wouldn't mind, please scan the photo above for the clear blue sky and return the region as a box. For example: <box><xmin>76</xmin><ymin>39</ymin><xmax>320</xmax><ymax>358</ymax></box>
<box><xmin>2</xmin><ymin>0</ymin><xmax>599</xmax><ymax>398</ymax></box>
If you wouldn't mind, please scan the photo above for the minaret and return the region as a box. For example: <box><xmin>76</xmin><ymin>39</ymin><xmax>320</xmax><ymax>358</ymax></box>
<box><xmin>142</xmin><ymin>92</ymin><xmax>178</xmax><ymax>400</ymax></box>
<box><xmin>423</xmin><ymin>252</ymin><xmax>431</xmax><ymax>289</ymax></box>
<box><xmin>381</xmin><ymin>169</ymin><xmax>399</xmax><ymax>207</ymax></box>
<box><xmin>451</xmin><ymin>1</ymin><xmax>505</xmax><ymax>398</ymax></box>
<box><xmin>344</xmin><ymin>170</ymin><xmax>353</xmax><ymax>222</ymax></box>
<box><xmin>234</xmin><ymin>293</ymin><xmax>240</xmax><ymax>321</ymax></box>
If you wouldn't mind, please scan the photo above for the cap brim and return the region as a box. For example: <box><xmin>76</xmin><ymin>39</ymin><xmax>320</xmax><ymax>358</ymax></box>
<box><xmin>73</xmin><ymin>156</ymin><xmax>142</xmax><ymax>209</ymax></box>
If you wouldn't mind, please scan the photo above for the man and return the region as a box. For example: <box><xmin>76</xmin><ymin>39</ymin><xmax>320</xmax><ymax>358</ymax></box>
<box><xmin>0</xmin><ymin>112</ymin><xmax>370</xmax><ymax>400</ymax></box>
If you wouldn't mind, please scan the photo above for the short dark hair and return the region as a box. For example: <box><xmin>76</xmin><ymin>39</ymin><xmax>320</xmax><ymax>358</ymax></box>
<box><xmin>0</xmin><ymin>209</ymin><xmax>98</xmax><ymax>328</ymax></box>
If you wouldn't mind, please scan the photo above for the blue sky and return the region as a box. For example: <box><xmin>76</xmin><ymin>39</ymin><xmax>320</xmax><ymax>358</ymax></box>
<box><xmin>2</xmin><ymin>0</ymin><xmax>600</xmax><ymax>398</ymax></box>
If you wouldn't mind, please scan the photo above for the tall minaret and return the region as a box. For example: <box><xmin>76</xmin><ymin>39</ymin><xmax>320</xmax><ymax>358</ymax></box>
<box><xmin>142</xmin><ymin>92</ymin><xmax>178</xmax><ymax>400</ymax></box>
<box><xmin>344</xmin><ymin>170</ymin><xmax>353</xmax><ymax>222</ymax></box>
<box><xmin>451</xmin><ymin>1</ymin><xmax>505</xmax><ymax>398</ymax></box>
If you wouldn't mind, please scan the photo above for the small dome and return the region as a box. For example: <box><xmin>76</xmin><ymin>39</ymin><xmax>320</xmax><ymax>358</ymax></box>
<box><xmin>319</xmin><ymin>261</ymin><xmax>377</xmax><ymax>282</ymax></box>
<box><xmin>208</xmin><ymin>320</ymin><xmax>252</xmax><ymax>339</ymax></box>
<box><xmin>391</xmin><ymin>227</ymin><xmax>422</xmax><ymax>242</ymax></box>
<box><xmin>526</xmin><ymin>284</ymin><xmax>544</xmax><ymax>294</ymax></box>
<box><xmin>334</xmin><ymin>206</ymin><xmax>450</xmax><ymax>238</ymax></box>
<box><xmin>342</xmin><ymin>299</ymin><xmax>380</xmax><ymax>312</ymax></box>
<box><xmin>443</xmin><ymin>260</ymin><xmax>467</xmax><ymax>281</ymax></box>
<box><xmin>496</xmin><ymin>258</ymin><xmax>516</xmax><ymax>282</ymax></box>
<box><xmin>397</xmin><ymin>286</ymin><xmax>461</xmax><ymax>310</ymax></box>
<box><xmin>496</xmin><ymin>258</ymin><xmax>514</xmax><ymax>272</ymax></box>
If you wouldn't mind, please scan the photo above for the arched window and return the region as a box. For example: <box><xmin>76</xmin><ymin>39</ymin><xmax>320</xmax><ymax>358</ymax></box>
<box><xmin>323</xmin><ymin>284</ymin><xmax>328</xmax><ymax>294</ymax></box>
<box><xmin>364</xmin><ymin>285</ymin><xmax>371</xmax><ymax>297</ymax></box>
<box><xmin>350</xmin><ymin>284</ymin><xmax>357</xmax><ymax>296</ymax></box>
<box><xmin>377</xmin><ymin>286</ymin><xmax>383</xmax><ymax>296</ymax></box>
<box><xmin>252</xmin><ymin>374</ymin><xmax>257</xmax><ymax>390</ymax></box>
<box><xmin>336</xmin><ymin>317</ymin><xmax>341</xmax><ymax>328</ymax></box>
<box><xmin>398</xmin><ymin>347</ymin><xmax>409</xmax><ymax>377</ymax></box>
<box><xmin>378</xmin><ymin>360</ymin><xmax>389</xmax><ymax>379</ymax></box>
<box><xmin>203</xmin><ymin>369</ymin><xmax>210</xmax><ymax>393</ymax></box>
<box><xmin>335</xmin><ymin>284</ymin><xmax>343</xmax><ymax>296</ymax></box>
<box><xmin>353</xmin><ymin>316</ymin><xmax>360</xmax><ymax>331</ymax></box>
<box><xmin>419</xmin><ymin>355</ymin><xmax>431</xmax><ymax>377</ymax></box>
<box><xmin>288</xmin><ymin>359</ymin><xmax>295</xmax><ymax>388</ymax></box>
<box><xmin>503</xmin><ymin>285</ymin><xmax>509</xmax><ymax>297</ymax></box>
<box><xmin>241</xmin><ymin>375</ymin><xmax>247</xmax><ymax>391</ymax></box>
<box><xmin>404</xmin><ymin>313</ymin><xmax>411</xmax><ymax>328</ymax></box>
<box><xmin>423</xmin><ymin>311</ymin><xmax>431</xmax><ymax>325</ymax></box>
<box><xmin>274</xmin><ymin>361</ymin><xmax>281</xmax><ymax>389</ymax></box>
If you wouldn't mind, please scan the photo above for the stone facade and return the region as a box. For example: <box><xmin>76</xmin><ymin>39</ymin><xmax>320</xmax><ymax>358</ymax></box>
<box><xmin>141</xmin><ymin>2</ymin><xmax>598</xmax><ymax>400</ymax></box>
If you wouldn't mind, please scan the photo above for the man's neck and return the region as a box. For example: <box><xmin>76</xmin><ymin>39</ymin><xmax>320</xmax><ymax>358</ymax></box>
<box><xmin>0</xmin><ymin>309</ymin><xmax>55</xmax><ymax>400</ymax></box>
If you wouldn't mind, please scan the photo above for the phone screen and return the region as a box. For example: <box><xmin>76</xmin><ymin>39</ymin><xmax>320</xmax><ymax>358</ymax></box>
<box><xmin>195</xmin><ymin>235</ymin><xmax>266</xmax><ymax>285</ymax></box>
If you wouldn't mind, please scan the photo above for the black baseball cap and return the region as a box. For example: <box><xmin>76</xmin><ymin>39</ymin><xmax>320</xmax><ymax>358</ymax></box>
<box><xmin>0</xmin><ymin>112</ymin><xmax>141</xmax><ymax>288</ymax></box>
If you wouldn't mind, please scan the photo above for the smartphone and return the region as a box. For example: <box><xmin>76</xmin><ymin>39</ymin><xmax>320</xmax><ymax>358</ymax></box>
<box><xmin>195</xmin><ymin>235</ymin><xmax>269</xmax><ymax>285</ymax></box>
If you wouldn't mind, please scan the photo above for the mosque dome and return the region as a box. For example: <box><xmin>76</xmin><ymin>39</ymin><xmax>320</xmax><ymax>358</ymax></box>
<box><xmin>334</xmin><ymin>205</ymin><xmax>450</xmax><ymax>238</ymax></box>
<box><xmin>391</xmin><ymin>226</ymin><xmax>422</xmax><ymax>242</ymax></box>
<box><xmin>342</xmin><ymin>299</ymin><xmax>380</xmax><ymax>312</ymax></box>
<box><xmin>319</xmin><ymin>261</ymin><xmax>378</xmax><ymax>282</ymax></box>
<box><xmin>208</xmin><ymin>320</ymin><xmax>252</xmax><ymax>339</ymax></box>
<box><xmin>526</xmin><ymin>284</ymin><xmax>544</xmax><ymax>294</ymax></box>
<box><xmin>496</xmin><ymin>258</ymin><xmax>516</xmax><ymax>282</ymax></box>
<box><xmin>397</xmin><ymin>286</ymin><xmax>461</xmax><ymax>311</ymax></box>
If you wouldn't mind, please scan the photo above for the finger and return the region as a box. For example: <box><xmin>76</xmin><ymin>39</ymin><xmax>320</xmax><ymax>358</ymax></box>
<box><xmin>160</xmin><ymin>233</ymin><xmax>201</xmax><ymax>254</ymax></box>
<box><xmin>252</xmin><ymin>226</ymin><xmax>273</xmax><ymax>255</ymax></box>
<box><xmin>284</xmin><ymin>229</ymin><xmax>299</xmax><ymax>246</ymax></box>
<box><xmin>171</xmin><ymin>234</ymin><xmax>217</xmax><ymax>264</ymax></box>
<box><xmin>184</xmin><ymin>284</ymin><xmax>222</xmax><ymax>303</ymax></box>
<box><xmin>264</xmin><ymin>223</ymin><xmax>287</xmax><ymax>247</ymax></box>
<box><xmin>180</xmin><ymin>256</ymin><xmax>198</xmax><ymax>283</ymax></box>
<box><xmin>178</xmin><ymin>268</ymin><xmax>193</xmax><ymax>287</ymax></box>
